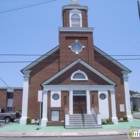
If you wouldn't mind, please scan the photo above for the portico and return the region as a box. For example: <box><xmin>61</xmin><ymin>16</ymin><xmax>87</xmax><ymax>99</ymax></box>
<box><xmin>40</xmin><ymin>84</ymin><xmax>117</xmax><ymax>126</ymax></box>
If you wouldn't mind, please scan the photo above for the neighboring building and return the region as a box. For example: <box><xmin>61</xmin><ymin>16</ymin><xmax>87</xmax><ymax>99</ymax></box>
<box><xmin>0</xmin><ymin>87</ymin><xmax>23</xmax><ymax>112</ymax></box>
<box><xmin>20</xmin><ymin>0</ymin><xmax>133</xmax><ymax>128</ymax></box>
<box><xmin>131</xmin><ymin>94</ymin><xmax>140</xmax><ymax>111</ymax></box>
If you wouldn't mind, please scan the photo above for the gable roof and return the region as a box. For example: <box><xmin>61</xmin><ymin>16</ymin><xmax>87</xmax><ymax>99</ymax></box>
<box><xmin>21</xmin><ymin>44</ymin><xmax>131</xmax><ymax>74</ymax></box>
<box><xmin>21</xmin><ymin>45</ymin><xmax>59</xmax><ymax>73</ymax></box>
<box><xmin>94</xmin><ymin>45</ymin><xmax>131</xmax><ymax>73</ymax></box>
<box><xmin>42</xmin><ymin>59</ymin><xmax>116</xmax><ymax>85</ymax></box>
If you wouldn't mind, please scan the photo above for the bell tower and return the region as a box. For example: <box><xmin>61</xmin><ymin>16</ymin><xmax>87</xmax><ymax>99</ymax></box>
<box><xmin>59</xmin><ymin>0</ymin><xmax>94</xmax><ymax>70</ymax></box>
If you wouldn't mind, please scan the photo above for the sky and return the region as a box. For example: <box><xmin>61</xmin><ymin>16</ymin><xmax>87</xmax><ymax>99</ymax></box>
<box><xmin>0</xmin><ymin>0</ymin><xmax>140</xmax><ymax>92</ymax></box>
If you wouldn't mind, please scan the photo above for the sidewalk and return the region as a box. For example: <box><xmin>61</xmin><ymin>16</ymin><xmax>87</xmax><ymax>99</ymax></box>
<box><xmin>0</xmin><ymin>119</ymin><xmax>140</xmax><ymax>137</ymax></box>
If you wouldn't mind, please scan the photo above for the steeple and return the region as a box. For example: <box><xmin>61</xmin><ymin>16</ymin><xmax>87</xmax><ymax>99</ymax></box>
<box><xmin>69</xmin><ymin>0</ymin><xmax>80</xmax><ymax>6</ymax></box>
<box><xmin>62</xmin><ymin>0</ymin><xmax>88</xmax><ymax>27</ymax></box>
<box><xmin>59</xmin><ymin>1</ymin><xmax>94</xmax><ymax>69</ymax></box>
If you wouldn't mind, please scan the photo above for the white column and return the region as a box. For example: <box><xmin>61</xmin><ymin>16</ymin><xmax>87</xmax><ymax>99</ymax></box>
<box><xmin>86</xmin><ymin>90</ymin><xmax>91</xmax><ymax>114</ymax></box>
<box><xmin>122</xmin><ymin>71</ymin><xmax>133</xmax><ymax>121</ymax></box>
<box><xmin>20</xmin><ymin>70</ymin><xmax>31</xmax><ymax>125</ymax></box>
<box><xmin>110</xmin><ymin>90</ymin><xmax>118</xmax><ymax>124</ymax></box>
<box><xmin>41</xmin><ymin>90</ymin><xmax>48</xmax><ymax>126</ymax></box>
<box><xmin>69</xmin><ymin>90</ymin><xmax>73</xmax><ymax>114</ymax></box>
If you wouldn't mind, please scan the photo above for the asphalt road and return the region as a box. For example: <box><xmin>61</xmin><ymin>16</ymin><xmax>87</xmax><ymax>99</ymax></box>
<box><xmin>0</xmin><ymin>135</ymin><xmax>135</xmax><ymax>140</ymax></box>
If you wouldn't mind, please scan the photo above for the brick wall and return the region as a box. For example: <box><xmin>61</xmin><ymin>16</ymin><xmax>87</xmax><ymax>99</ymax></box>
<box><xmin>13</xmin><ymin>89</ymin><xmax>22</xmax><ymax>112</ymax></box>
<box><xmin>90</xmin><ymin>91</ymin><xmax>98</xmax><ymax>109</ymax></box>
<box><xmin>94</xmin><ymin>50</ymin><xmax>126</xmax><ymax>118</ymax></box>
<box><xmin>0</xmin><ymin>89</ymin><xmax>7</xmax><ymax>111</ymax></box>
<box><xmin>49</xmin><ymin>63</ymin><xmax>109</xmax><ymax>85</ymax></box>
<box><xmin>62</xmin><ymin>9</ymin><xmax>88</xmax><ymax>27</ymax></box>
<box><xmin>59</xmin><ymin>32</ymin><xmax>94</xmax><ymax>70</ymax></box>
<box><xmin>47</xmin><ymin>91</ymin><xmax>69</xmax><ymax>126</ymax></box>
<box><xmin>27</xmin><ymin>50</ymin><xmax>60</xmax><ymax>119</ymax></box>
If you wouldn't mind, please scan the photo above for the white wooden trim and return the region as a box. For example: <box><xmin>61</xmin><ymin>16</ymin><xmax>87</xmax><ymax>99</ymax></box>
<box><xmin>42</xmin><ymin>59</ymin><xmax>116</xmax><ymax>85</ymax></box>
<box><xmin>71</xmin><ymin>70</ymin><xmax>88</xmax><ymax>81</ymax></box>
<box><xmin>122</xmin><ymin>71</ymin><xmax>133</xmax><ymax>121</ymax></box>
<box><xmin>43</xmin><ymin>85</ymin><xmax>115</xmax><ymax>92</ymax></box>
<box><xmin>110</xmin><ymin>90</ymin><xmax>118</xmax><ymax>124</ymax></box>
<box><xmin>59</xmin><ymin>27</ymin><xmax>94</xmax><ymax>32</ymax></box>
<box><xmin>69</xmin><ymin>90</ymin><xmax>73</xmax><ymax>114</ymax></box>
<box><xmin>69</xmin><ymin>9</ymin><xmax>82</xmax><ymax>27</ymax></box>
<box><xmin>62</xmin><ymin>5</ymin><xmax>88</xmax><ymax>11</ymax></box>
<box><xmin>41</xmin><ymin>91</ymin><xmax>48</xmax><ymax>126</ymax></box>
<box><xmin>21</xmin><ymin>46</ymin><xmax>59</xmax><ymax>71</ymax></box>
<box><xmin>94</xmin><ymin>46</ymin><xmax>131</xmax><ymax>72</ymax></box>
<box><xmin>20</xmin><ymin>71</ymin><xmax>31</xmax><ymax>125</ymax></box>
<box><xmin>86</xmin><ymin>90</ymin><xmax>91</xmax><ymax>114</ymax></box>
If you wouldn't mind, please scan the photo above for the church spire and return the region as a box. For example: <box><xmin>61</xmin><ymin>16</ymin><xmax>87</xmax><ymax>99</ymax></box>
<box><xmin>72</xmin><ymin>0</ymin><xmax>77</xmax><ymax>3</ymax></box>
<box><xmin>69</xmin><ymin>0</ymin><xmax>80</xmax><ymax>5</ymax></box>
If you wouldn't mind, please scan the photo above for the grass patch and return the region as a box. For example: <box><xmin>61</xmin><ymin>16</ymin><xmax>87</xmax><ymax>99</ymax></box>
<box><xmin>134</xmin><ymin>118</ymin><xmax>140</xmax><ymax>120</ymax></box>
<box><xmin>133</xmin><ymin>111</ymin><xmax>140</xmax><ymax>113</ymax></box>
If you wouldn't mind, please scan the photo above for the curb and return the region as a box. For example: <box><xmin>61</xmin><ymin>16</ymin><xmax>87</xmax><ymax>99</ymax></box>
<box><xmin>0</xmin><ymin>131</ymin><xmax>128</xmax><ymax>137</ymax></box>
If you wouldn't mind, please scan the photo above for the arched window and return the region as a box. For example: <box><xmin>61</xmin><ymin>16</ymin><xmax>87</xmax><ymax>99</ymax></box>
<box><xmin>69</xmin><ymin>9</ymin><xmax>82</xmax><ymax>27</ymax></box>
<box><xmin>71</xmin><ymin>14</ymin><xmax>80</xmax><ymax>27</ymax></box>
<box><xmin>73</xmin><ymin>73</ymin><xmax>85</xmax><ymax>79</ymax></box>
<box><xmin>71</xmin><ymin>70</ymin><xmax>88</xmax><ymax>81</ymax></box>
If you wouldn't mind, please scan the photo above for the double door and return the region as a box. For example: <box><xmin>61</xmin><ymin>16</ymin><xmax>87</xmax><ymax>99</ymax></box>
<box><xmin>73</xmin><ymin>96</ymin><xmax>86</xmax><ymax>114</ymax></box>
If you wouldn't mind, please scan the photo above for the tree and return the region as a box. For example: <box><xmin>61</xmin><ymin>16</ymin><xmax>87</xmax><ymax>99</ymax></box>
<box><xmin>130</xmin><ymin>90</ymin><xmax>140</xmax><ymax>95</ymax></box>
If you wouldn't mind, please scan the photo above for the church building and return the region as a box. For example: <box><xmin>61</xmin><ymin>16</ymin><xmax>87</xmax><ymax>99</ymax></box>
<box><xmin>20</xmin><ymin>0</ymin><xmax>133</xmax><ymax>128</ymax></box>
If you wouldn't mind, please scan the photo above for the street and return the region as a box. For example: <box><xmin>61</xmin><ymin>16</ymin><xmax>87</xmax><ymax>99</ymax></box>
<box><xmin>0</xmin><ymin>135</ymin><xmax>132</xmax><ymax>140</ymax></box>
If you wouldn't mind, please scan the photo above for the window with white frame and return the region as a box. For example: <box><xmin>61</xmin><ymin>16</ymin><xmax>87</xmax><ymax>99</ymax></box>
<box><xmin>73</xmin><ymin>73</ymin><xmax>85</xmax><ymax>79</ymax></box>
<box><xmin>69</xmin><ymin>9</ymin><xmax>82</xmax><ymax>27</ymax></box>
<box><xmin>71</xmin><ymin>70</ymin><xmax>88</xmax><ymax>81</ymax></box>
<box><xmin>71</xmin><ymin>14</ymin><xmax>80</xmax><ymax>27</ymax></box>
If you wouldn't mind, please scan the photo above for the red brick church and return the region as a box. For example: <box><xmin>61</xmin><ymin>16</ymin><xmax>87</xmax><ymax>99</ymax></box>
<box><xmin>20</xmin><ymin>0</ymin><xmax>133</xmax><ymax>128</ymax></box>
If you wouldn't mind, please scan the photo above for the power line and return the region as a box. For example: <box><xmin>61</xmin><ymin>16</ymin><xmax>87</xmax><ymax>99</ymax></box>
<box><xmin>0</xmin><ymin>77</ymin><xmax>22</xmax><ymax>95</ymax></box>
<box><xmin>0</xmin><ymin>54</ymin><xmax>140</xmax><ymax>56</ymax></box>
<box><xmin>0</xmin><ymin>58</ymin><xmax>140</xmax><ymax>63</ymax></box>
<box><xmin>0</xmin><ymin>77</ymin><xmax>12</xmax><ymax>88</ymax></box>
<box><xmin>0</xmin><ymin>0</ymin><xmax>57</xmax><ymax>14</ymax></box>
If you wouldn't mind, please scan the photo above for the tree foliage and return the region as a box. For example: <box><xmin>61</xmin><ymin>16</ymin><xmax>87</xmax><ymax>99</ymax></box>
<box><xmin>130</xmin><ymin>90</ymin><xmax>140</xmax><ymax>95</ymax></box>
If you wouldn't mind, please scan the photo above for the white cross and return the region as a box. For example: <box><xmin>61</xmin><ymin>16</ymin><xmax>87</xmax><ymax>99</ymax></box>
<box><xmin>72</xmin><ymin>0</ymin><xmax>77</xmax><ymax>3</ymax></box>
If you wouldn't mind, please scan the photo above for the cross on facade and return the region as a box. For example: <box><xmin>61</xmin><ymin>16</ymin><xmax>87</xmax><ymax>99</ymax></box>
<box><xmin>72</xmin><ymin>0</ymin><xmax>77</xmax><ymax>3</ymax></box>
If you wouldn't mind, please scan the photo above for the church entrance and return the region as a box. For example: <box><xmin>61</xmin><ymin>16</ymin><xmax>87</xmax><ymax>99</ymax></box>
<box><xmin>73</xmin><ymin>91</ymin><xmax>86</xmax><ymax>114</ymax></box>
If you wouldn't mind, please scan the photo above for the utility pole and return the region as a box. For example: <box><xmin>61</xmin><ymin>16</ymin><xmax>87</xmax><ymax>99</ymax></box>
<box><xmin>137</xmin><ymin>0</ymin><xmax>140</xmax><ymax>19</ymax></box>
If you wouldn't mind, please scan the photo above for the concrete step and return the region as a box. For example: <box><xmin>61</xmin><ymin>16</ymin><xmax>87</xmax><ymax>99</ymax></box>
<box><xmin>70</xmin><ymin>122</ymin><xmax>97</xmax><ymax>125</ymax></box>
<box><xmin>66</xmin><ymin>114</ymin><xmax>101</xmax><ymax>129</ymax></box>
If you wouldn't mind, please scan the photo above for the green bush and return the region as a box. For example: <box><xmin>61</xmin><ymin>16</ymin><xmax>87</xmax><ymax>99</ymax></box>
<box><xmin>123</xmin><ymin>115</ymin><xmax>128</xmax><ymax>121</ymax></box>
<box><xmin>101</xmin><ymin>119</ymin><xmax>106</xmax><ymax>124</ymax></box>
<box><xmin>27</xmin><ymin>117</ymin><xmax>31</xmax><ymax>123</ymax></box>
<box><xmin>106</xmin><ymin>118</ymin><xmax>112</xmax><ymax>123</ymax></box>
<box><xmin>16</xmin><ymin>110</ymin><xmax>22</xmax><ymax>113</ymax></box>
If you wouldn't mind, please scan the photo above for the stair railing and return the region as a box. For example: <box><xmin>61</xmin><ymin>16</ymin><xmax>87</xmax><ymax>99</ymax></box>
<box><xmin>91</xmin><ymin>106</ymin><xmax>101</xmax><ymax>125</ymax></box>
<box><xmin>79</xmin><ymin>104</ymin><xmax>85</xmax><ymax>127</ymax></box>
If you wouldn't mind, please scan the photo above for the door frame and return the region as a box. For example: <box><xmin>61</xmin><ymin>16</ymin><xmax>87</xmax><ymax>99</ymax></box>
<box><xmin>73</xmin><ymin>91</ymin><xmax>87</xmax><ymax>114</ymax></box>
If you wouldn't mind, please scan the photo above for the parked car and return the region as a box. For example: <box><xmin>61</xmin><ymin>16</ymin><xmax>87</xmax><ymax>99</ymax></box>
<box><xmin>0</xmin><ymin>108</ymin><xmax>19</xmax><ymax>123</ymax></box>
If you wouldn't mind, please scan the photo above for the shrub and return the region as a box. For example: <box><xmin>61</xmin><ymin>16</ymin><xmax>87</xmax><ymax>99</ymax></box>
<box><xmin>27</xmin><ymin>117</ymin><xmax>31</xmax><ymax>123</ymax></box>
<box><xmin>17</xmin><ymin>110</ymin><xmax>22</xmax><ymax>113</ymax></box>
<box><xmin>106</xmin><ymin>118</ymin><xmax>112</xmax><ymax>123</ymax></box>
<box><xmin>101</xmin><ymin>119</ymin><xmax>106</xmax><ymax>124</ymax></box>
<box><xmin>123</xmin><ymin>115</ymin><xmax>128</xmax><ymax>121</ymax></box>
